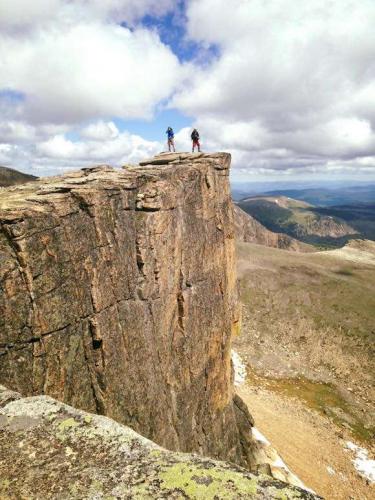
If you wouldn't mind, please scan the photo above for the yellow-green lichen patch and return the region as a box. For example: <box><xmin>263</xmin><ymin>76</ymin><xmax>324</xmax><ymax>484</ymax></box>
<box><xmin>127</xmin><ymin>482</ymin><xmax>154</xmax><ymax>500</ymax></box>
<box><xmin>87</xmin><ymin>479</ymin><xmax>105</xmax><ymax>496</ymax></box>
<box><xmin>159</xmin><ymin>463</ymin><xmax>258</xmax><ymax>499</ymax></box>
<box><xmin>0</xmin><ymin>479</ymin><xmax>11</xmax><ymax>492</ymax></box>
<box><xmin>68</xmin><ymin>483</ymin><xmax>81</xmax><ymax>497</ymax></box>
<box><xmin>57</xmin><ymin>417</ymin><xmax>80</xmax><ymax>433</ymax></box>
<box><xmin>274</xmin><ymin>487</ymin><xmax>303</xmax><ymax>499</ymax></box>
<box><xmin>84</xmin><ymin>415</ymin><xmax>93</xmax><ymax>424</ymax></box>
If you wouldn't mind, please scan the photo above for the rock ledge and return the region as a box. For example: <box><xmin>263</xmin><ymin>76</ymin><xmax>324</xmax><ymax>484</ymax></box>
<box><xmin>0</xmin><ymin>386</ymin><xmax>321</xmax><ymax>499</ymax></box>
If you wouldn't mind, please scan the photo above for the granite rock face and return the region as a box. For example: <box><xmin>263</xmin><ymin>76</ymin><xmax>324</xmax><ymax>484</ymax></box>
<box><xmin>0</xmin><ymin>153</ymin><xmax>250</xmax><ymax>466</ymax></box>
<box><xmin>0</xmin><ymin>386</ymin><xmax>321</xmax><ymax>499</ymax></box>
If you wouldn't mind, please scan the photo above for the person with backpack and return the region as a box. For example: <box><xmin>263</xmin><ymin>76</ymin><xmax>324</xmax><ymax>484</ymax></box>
<box><xmin>191</xmin><ymin>128</ymin><xmax>201</xmax><ymax>153</ymax></box>
<box><xmin>166</xmin><ymin>127</ymin><xmax>176</xmax><ymax>152</ymax></box>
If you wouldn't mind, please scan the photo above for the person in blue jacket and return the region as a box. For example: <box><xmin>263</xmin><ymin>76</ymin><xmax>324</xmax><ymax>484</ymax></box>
<box><xmin>166</xmin><ymin>127</ymin><xmax>176</xmax><ymax>152</ymax></box>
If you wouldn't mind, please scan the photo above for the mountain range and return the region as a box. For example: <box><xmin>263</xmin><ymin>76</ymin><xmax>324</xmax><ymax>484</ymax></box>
<box><xmin>236</xmin><ymin>194</ymin><xmax>375</xmax><ymax>248</ymax></box>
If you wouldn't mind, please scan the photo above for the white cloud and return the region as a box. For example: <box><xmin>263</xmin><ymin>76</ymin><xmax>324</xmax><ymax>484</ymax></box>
<box><xmin>1</xmin><ymin>0</ymin><xmax>375</xmax><ymax>179</ymax></box>
<box><xmin>0</xmin><ymin>0</ymin><xmax>61</xmax><ymax>31</ymax></box>
<box><xmin>171</xmin><ymin>0</ymin><xmax>375</xmax><ymax>177</ymax></box>
<box><xmin>0</xmin><ymin>0</ymin><xmax>175</xmax><ymax>30</ymax></box>
<box><xmin>35</xmin><ymin>125</ymin><xmax>162</xmax><ymax>166</ymax></box>
<box><xmin>71</xmin><ymin>0</ymin><xmax>175</xmax><ymax>24</ymax></box>
<box><xmin>0</xmin><ymin>1</ymin><xmax>181</xmax><ymax>175</ymax></box>
<box><xmin>0</xmin><ymin>23</ymin><xmax>184</xmax><ymax>124</ymax></box>
<box><xmin>80</xmin><ymin>121</ymin><xmax>119</xmax><ymax>141</ymax></box>
<box><xmin>0</xmin><ymin>124</ymin><xmax>163</xmax><ymax>176</ymax></box>
<box><xmin>0</xmin><ymin>121</ymin><xmax>37</xmax><ymax>143</ymax></box>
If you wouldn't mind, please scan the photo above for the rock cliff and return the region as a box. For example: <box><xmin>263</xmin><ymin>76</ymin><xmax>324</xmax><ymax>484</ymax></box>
<box><xmin>0</xmin><ymin>385</ymin><xmax>320</xmax><ymax>499</ymax></box>
<box><xmin>0</xmin><ymin>152</ymin><xmax>252</xmax><ymax>467</ymax></box>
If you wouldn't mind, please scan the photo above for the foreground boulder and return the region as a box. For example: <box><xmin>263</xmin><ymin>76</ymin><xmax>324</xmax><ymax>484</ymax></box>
<box><xmin>0</xmin><ymin>386</ymin><xmax>321</xmax><ymax>499</ymax></box>
<box><xmin>0</xmin><ymin>152</ymin><xmax>250</xmax><ymax>466</ymax></box>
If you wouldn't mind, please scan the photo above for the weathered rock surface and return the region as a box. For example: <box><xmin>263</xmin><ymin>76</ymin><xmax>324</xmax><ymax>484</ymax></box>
<box><xmin>0</xmin><ymin>153</ymin><xmax>250</xmax><ymax>466</ymax></box>
<box><xmin>0</xmin><ymin>386</ymin><xmax>321</xmax><ymax>499</ymax></box>
<box><xmin>234</xmin><ymin>206</ymin><xmax>314</xmax><ymax>252</ymax></box>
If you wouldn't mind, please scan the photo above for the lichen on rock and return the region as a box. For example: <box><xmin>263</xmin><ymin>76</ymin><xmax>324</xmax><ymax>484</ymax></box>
<box><xmin>0</xmin><ymin>153</ymin><xmax>250</xmax><ymax>466</ymax></box>
<box><xmin>0</xmin><ymin>386</ymin><xmax>321</xmax><ymax>499</ymax></box>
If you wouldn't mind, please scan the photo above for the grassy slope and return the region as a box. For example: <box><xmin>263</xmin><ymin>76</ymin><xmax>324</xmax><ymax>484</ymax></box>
<box><xmin>0</xmin><ymin>166</ymin><xmax>37</xmax><ymax>187</ymax></box>
<box><xmin>235</xmin><ymin>240</ymin><xmax>375</xmax><ymax>442</ymax></box>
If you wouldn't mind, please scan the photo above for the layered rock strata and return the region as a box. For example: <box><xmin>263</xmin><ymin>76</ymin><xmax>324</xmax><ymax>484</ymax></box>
<box><xmin>0</xmin><ymin>386</ymin><xmax>320</xmax><ymax>499</ymax></box>
<box><xmin>0</xmin><ymin>153</ymin><xmax>251</xmax><ymax>466</ymax></box>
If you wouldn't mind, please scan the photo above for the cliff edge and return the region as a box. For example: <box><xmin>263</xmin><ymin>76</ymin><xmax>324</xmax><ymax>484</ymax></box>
<box><xmin>0</xmin><ymin>152</ymin><xmax>252</xmax><ymax>467</ymax></box>
<box><xmin>0</xmin><ymin>385</ymin><xmax>320</xmax><ymax>499</ymax></box>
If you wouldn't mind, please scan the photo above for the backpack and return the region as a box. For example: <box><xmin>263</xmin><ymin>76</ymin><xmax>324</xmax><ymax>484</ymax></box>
<box><xmin>191</xmin><ymin>130</ymin><xmax>199</xmax><ymax>140</ymax></box>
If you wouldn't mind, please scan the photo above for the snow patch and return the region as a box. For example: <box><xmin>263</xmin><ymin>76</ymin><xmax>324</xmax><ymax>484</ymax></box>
<box><xmin>231</xmin><ymin>350</ymin><xmax>247</xmax><ymax>386</ymax></box>
<box><xmin>273</xmin><ymin>456</ymin><xmax>288</xmax><ymax>469</ymax></box>
<box><xmin>345</xmin><ymin>441</ymin><xmax>375</xmax><ymax>483</ymax></box>
<box><xmin>252</xmin><ymin>426</ymin><xmax>270</xmax><ymax>445</ymax></box>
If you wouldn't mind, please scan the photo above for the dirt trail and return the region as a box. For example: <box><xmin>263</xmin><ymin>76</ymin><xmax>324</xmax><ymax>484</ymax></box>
<box><xmin>238</xmin><ymin>384</ymin><xmax>374</xmax><ymax>500</ymax></box>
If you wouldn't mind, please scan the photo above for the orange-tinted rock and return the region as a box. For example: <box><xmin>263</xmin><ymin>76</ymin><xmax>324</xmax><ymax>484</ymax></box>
<box><xmin>0</xmin><ymin>153</ymin><xmax>251</xmax><ymax>467</ymax></box>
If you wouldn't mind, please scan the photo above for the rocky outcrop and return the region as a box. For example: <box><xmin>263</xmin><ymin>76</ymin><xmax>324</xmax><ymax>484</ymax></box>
<box><xmin>0</xmin><ymin>385</ymin><xmax>321</xmax><ymax>499</ymax></box>
<box><xmin>0</xmin><ymin>153</ymin><xmax>251</xmax><ymax>467</ymax></box>
<box><xmin>234</xmin><ymin>205</ymin><xmax>313</xmax><ymax>252</ymax></box>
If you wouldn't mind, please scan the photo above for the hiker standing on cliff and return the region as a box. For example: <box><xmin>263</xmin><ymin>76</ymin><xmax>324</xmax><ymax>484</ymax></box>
<box><xmin>166</xmin><ymin>127</ymin><xmax>176</xmax><ymax>152</ymax></box>
<box><xmin>191</xmin><ymin>128</ymin><xmax>201</xmax><ymax>153</ymax></box>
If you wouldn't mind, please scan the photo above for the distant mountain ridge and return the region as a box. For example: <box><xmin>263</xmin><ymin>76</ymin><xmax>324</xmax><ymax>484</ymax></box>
<box><xmin>238</xmin><ymin>195</ymin><xmax>359</xmax><ymax>247</ymax></box>
<box><xmin>312</xmin><ymin>203</ymin><xmax>375</xmax><ymax>242</ymax></box>
<box><xmin>232</xmin><ymin>183</ymin><xmax>375</xmax><ymax>205</ymax></box>
<box><xmin>0</xmin><ymin>166</ymin><xmax>37</xmax><ymax>187</ymax></box>
<box><xmin>234</xmin><ymin>205</ymin><xmax>314</xmax><ymax>252</ymax></box>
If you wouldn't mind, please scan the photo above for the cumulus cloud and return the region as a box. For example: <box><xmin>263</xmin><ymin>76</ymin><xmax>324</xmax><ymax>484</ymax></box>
<box><xmin>1</xmin><ymin>23</ymin><xmax>184</xmax><ymax>124</ymax></box>
<box><xmin>0</xmin><ymin>0</ymin><xmax>175</xmax><ymax>31</ymax></box>
<box><xmin>0</xmin><ymin>1</ymin><xmax>181</xmax><ymax>174</ymax></box>
<box><xmin>80</xmin><ymin>121</ymin><xmax>120</xmax><ymax>141</ymax></box>
<box><xmin>36</xmin><ymin>127</ymin><xmax>161</xmax><ymax>163</ymax></box>
<box><xmin>171</xmin><ymin>0</ymin><xmax>375</xmax><ymax>177</ymax></box>
<box><xmin>1</xmin><ymin>0</ymin><xmax>375</xmax><ymax>179</ymax></box>
<box><xmin>72</xmin><ymin>0</ymin><xmax>176</xmax><ymax>24</ymax></box>
<box><xmin>0</xmin><ymin>121</ymin><xmax>162</xmax><ymax>175</ymax></box>
<box><xmin>0</xmin><ymin>0</ymin><xmax>188</xmax><ymax>130</ymax></box>
<box><xmin>0</xmin><ymin>0</ymin><xmax>61</xmax><ymax>31</ymax></box>
<box><xmin>0</xmin><ymin>121</ymin><xmax>37</xmax><ymax>143</ymax></box>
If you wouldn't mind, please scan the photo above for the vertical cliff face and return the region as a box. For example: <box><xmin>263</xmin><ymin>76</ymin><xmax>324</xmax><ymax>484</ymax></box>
<box><xmin>0</xmin><ymin>152</ymin><xmax>252</xmax><ymax>466</ymax></box>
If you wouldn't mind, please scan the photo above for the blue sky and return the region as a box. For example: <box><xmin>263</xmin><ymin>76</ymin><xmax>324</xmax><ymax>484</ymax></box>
<box><xmin>112</xmin><ymin>110</ymin><xmax>192</xmax><ymax>143</ymax></box>
<box><xmin>1</xmin><ymin>0</ymin><xmax>375</xmax><ymax>183</ymax></box>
